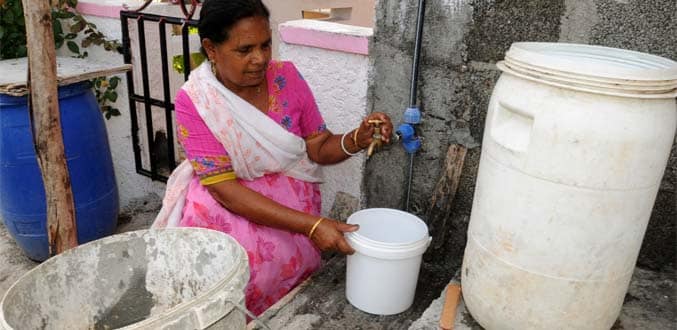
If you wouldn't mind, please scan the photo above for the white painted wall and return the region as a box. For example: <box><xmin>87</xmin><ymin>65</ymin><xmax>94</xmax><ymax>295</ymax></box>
<box><xmin>59</xmin><ymin>10</ymin><xmax>167</xmax><ymax>212</ymax></box>
<box><xmin>278</xmin><ymin>21</ymin><xmax>372</xmax><ymax>216</ymax></box>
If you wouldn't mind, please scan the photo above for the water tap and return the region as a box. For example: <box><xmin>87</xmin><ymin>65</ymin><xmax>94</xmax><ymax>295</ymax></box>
<box><xmin>367</xmin><ymin>119</ymin><xmax>383</xmax><ymax>157</ymax></box>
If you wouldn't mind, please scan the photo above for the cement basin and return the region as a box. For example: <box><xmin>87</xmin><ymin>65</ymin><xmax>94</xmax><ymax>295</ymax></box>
<box><xmin>0</xmin><ymin>228</ymin><xmax>249</xmax><ymax>330</ymax></box>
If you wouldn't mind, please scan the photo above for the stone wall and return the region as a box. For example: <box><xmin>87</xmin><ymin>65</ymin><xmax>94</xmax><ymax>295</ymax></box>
<box><xmin>365</xmin><ymin>0</ymin><xmax>676</xmax><ymax>271</ymax></box>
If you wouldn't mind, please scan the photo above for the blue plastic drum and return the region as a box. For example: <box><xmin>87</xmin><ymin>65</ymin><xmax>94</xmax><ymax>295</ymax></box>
<box><xmin>0</xmin><ymin>81</ymin><xmax>118</xmax><ymax>261</ymax></box>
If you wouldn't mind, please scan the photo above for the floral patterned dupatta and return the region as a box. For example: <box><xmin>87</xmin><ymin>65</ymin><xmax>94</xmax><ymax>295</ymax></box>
<box><xmin>152</xmin><ymin>62</ymin><xmax>322</xmax><ymax>229</ymax></box>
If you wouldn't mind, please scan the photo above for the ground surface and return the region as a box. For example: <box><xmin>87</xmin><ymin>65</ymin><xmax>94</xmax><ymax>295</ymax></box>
<box><xmin>1</xmin><ymin>201</ymin><xmax>674</xmax><ymax>329</ymax></box>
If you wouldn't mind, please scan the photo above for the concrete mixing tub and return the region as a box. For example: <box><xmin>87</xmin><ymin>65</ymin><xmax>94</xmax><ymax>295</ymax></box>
<box><xmin>0</xmin><ymin>228</ymin><xmax>249</xmax><ymax>330</ymax></box>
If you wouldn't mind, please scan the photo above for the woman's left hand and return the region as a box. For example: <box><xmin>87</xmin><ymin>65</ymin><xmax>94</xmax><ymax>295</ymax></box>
<box><xmin>354</xmin><ymin>112</ymin><xmax>394</xmax><ymax>149</ymax></box>
<box><xmin>310</xmin><ymin>218</ymin><xmax>358</xmax><ymax>255</ymax></box>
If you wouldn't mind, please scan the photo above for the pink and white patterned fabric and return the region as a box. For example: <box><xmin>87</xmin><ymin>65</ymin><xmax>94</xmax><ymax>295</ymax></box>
<box><xmin>152</xmin><ymin>61</ymin><xmax>325</xmax><ymax>315</ymax></box>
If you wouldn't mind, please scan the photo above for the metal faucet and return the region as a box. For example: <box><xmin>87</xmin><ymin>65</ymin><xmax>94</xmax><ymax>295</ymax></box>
<box><xmin>367</xmin><ymin>119</ymin><xmax>383</xmax><ymax>157</ymax></box>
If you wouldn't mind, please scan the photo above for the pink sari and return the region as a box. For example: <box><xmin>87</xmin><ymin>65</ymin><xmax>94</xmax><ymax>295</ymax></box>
<box><xmin>154</xmin><ymin>61</ymin><xmax>325</xmax><ymax>315</ymax></box>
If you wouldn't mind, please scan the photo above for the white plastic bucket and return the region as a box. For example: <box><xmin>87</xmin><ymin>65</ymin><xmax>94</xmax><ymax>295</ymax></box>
<box><xmin>0</xmin><ymin>228</ymin><xmax>249</xmax><ymax>330</ymax></box>
<box><xmin>345</xmin><ymin>208</ymin><xmax>431</xmax><ymax>315</ymax></box>
<box><xmin>462</xmin><ymin>42</ymin><xmax>677</xmax><ymax>329</ymax></box>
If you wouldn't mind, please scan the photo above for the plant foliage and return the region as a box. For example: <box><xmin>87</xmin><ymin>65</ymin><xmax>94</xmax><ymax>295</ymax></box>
<box><xmin>0</xmin><ymin>0</ymin><xmax>123</xmax><ymax>119</ymax></box>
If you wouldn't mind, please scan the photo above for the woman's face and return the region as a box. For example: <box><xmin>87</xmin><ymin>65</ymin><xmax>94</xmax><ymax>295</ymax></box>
<box><xmin>204</xmin><ymin>16</ymin><xmax>272</xmax><ymax>91</ymax></box>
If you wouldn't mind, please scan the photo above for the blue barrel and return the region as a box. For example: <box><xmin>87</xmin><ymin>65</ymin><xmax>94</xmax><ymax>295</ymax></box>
<box><xmin>0</xmin><ymin>81</ymin><xmax>118</xmax><ymax>261</ymax></box>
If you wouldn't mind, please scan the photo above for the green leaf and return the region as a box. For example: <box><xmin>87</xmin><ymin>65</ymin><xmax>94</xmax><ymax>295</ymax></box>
<box><xmin>3</xmin><ymin>10</ymin><xmax>14</xmax><ymax>24</ymax></box>
<box><xmin>52</xmin><ymin>10</ymin><xmax>65</xmax><ymax>19</ymax></box>
<box><xmin>104</xmin><ymin>91</ymin><xmax>118</xmax><ymax>102</ymax></box>
<box><xmin>110</xmin><ymin>108</ymin><xmax>121</xmax><ymax>116</ymax></box>
<box><xmin>54</xmin><ymin>10</ymin><xmax>76</xmax><ymax>19</ymax></box>
<box><xmin>66</xmin><ymin>0</ymin><xmax>78</xmax><ymax>9</ymax></box>
<box><xmin>67</xmin><ymin>40</ymin><xmax>79</xmax><ymax>54</ymax></box>
<box><xmin>16</xmin><ymin>45</ymin><xmax>26</xmax><ymax>57</ymax></box>
<box><xmin>109</xmin><ymin>77</ymin><xmax>119</xmax><ymax>89</ymax></box>
<box><xmin>94</xmin><ymin>77</ymin><xmax>102</xmax><ymax>88</ymax></box>
<box><xmin>54</xmin><ymin>35</ymin><xmax>65</xmax><ymax>49</ymax></box>
<box><xmin>53</xmin><ymin>20</ymin><xmax>63</xmax><ymax>35</ymax></box>
<box><xmin>105</xmin><ymin>112</ymin><xmax>112</xmax><ymax>119</ymax></box>
<box><xmin>70</xmin><ymin>20</ymin><xmax>85</xmax><ymax>33</ymax></box>
<box><xmin>172</xmin><ymin>55</ymin><xmax>185</xmax><ymax>74</ymax></box>
<box><xmin>13</xmin><ymin>0</ymin><xmax>23</xmax><ymax>10</ymax></box>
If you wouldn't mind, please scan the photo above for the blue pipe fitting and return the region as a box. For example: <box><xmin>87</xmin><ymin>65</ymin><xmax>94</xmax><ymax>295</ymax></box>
<box><xmin>396</xmin><ymin>122</ymin><xmax>421</xmax><ymax>154</ymax></box>
<box><xmin>395</xmin><ymin>107</ymin><xmax>422</xmax><ymax>154</ymax></box>
<box><xmin>402</xmin><ymin>136</ymin><xmax>422</xmax><ymax>154</ymax></box>
<box><xmin>396</xmin><ymin>123</ymin><xmax>415</xmax><ymax>141</ymax></box>
<box><xmin>403</xmin><ymin>107</ymin><xmax>421</xmax><ymax>124</ymax></box>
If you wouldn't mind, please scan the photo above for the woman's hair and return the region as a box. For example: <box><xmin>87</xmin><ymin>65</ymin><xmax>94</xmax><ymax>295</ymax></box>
<box><xmin>198</xmin><ymin>0</ymin><xmax>270</xmax><ymax>55</ymax></box>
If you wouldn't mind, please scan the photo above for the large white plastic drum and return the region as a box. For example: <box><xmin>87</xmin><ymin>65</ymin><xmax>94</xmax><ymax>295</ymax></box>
<box><xmin>462</xmin><ymin>42</ymin><xmax>677</xmax><ymax>329</ymax></box>
<box><xmin>345</xmin><ymin>208</ymin><xmax>431</xmax><ymax>315</ymax></box>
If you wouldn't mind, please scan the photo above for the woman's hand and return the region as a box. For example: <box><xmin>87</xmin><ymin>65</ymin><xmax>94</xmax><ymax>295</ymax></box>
<box><xmin>310</xmin><ymin>218</ymin><xmax>359</xmax><ymax>255</ymax></box>
<box><xmin>354</xmin><ymin>112</ymin><xmax>394</xmax><ymax>149</ymax></box>
<box><xmin>304</xmin><ymin>112</ymin><xmax>394</xmax><ymax>164</ymax></box>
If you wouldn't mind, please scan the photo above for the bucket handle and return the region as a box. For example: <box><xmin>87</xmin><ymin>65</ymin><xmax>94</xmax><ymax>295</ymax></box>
<box><xmin>489</xmin><ymin>101</ymin><xmax>534</xmax><ymax>154</ymax></box>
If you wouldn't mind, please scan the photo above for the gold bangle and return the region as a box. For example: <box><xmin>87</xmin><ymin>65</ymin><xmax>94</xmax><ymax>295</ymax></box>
<box><xmin>308</xmin><ymin>217</ymin><xmax>325</xmax><ymax>239</ymax></box>
<box><xmin>352</xmin><ymin>127</ymin><xmax>360</xmax><ymax>148</ymax></box>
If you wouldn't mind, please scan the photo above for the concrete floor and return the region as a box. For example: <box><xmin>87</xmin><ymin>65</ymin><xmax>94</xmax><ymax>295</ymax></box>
<box><xmin>0</xmin><ymin>200</ymin><xmax>675</xmax><ymax>329</ymax></box>
<box><xmin>253</xmin><ymin>258</ymin><xmax>675</xmax><ymax>330</ymax></box>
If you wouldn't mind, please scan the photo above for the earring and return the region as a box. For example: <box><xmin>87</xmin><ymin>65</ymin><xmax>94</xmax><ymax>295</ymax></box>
<box><xmin>210</xmin><ymin>60</ymin><xmax>217</xmax><ymax>75</ymax></box>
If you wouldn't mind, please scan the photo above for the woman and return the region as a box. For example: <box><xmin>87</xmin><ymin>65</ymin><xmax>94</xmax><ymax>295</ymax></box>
<box><xmin>153</xmin><ymin>0</ymin><xmax>393</xmax><ymax>316</ymax></box>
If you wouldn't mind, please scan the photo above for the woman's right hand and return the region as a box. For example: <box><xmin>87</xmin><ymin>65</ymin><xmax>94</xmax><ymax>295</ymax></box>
<box><xmin>310</xmin><ymin>218</ymin><xmax>359</xmax><ymax>255</ymax></box>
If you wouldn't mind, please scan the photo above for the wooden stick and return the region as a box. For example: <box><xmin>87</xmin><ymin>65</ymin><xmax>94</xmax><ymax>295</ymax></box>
<box><xmin>427</xmin><ymin>144</ymin><xmax>467</xmax><ymax>250</ymax></box>
<box><xmin>22</xmin><ymin>0</ymin><xmax>78</xmax><ymax>255</ymax></box>
<box><xmin>439</xmin><ymin>284</ymin><xmax>462</xmax><ymax>330</ymax></box>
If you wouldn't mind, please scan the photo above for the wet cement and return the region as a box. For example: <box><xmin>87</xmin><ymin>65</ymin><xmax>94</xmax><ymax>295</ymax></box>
<box><xmin>93</xmin><ymin>268</ymin><xmax>153</xmax><ymax>330</ymax></box>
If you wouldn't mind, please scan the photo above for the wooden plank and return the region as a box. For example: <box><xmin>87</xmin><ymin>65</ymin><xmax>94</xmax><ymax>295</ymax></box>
<box><xmin>439</xmin><ymin>284</ymin><xmax>462</xmax><ymax>330</ymax></box>
<box><xmin>22</xmin><ymin>0</ymin><xmax>78</xmax><ymax>255</ymax></box>
<box><xmin>0</xmin><ymin>57</ymin><xmax>131</xmax><ymax>96</ymax></box>
<box><xmin>427</xmin><ymin>144</ymin><xmax>467</xmax><ymax>250</ymax></box>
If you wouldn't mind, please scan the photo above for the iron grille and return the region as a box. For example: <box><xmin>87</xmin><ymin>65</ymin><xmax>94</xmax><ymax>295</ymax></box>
<box><xmin>120</xmin><ymin>2</ymin><xmax>200</xmax><ymax>182</ymax></box>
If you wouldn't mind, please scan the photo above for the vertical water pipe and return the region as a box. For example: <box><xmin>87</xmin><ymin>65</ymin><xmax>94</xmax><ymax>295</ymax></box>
<box><xmin>398</xmin><ymin>0</ymin><xmax>426</xmax><ymax>211</ymax></box>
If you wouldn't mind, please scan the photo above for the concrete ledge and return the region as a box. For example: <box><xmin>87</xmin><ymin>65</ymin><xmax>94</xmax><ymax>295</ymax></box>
<box><xmin>76</xmin><ymin>0</ymin><xmax>140</xmax><ymax>18</ymax></box>
<box><xmin>279</xmin><ymin>20</ymin><xmax>372</xmax><ymax>55</ymax></box>
<box><xmin>76</xmin><ymin>0</ymin><xmax>183</xmax><ymax>18</ymax></box>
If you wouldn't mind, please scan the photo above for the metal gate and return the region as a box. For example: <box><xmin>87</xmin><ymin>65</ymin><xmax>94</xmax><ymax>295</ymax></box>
<box><xmin>120</xmin><ymin>0</ymin><xmax>200</xmax><ymax>182</ymax></box>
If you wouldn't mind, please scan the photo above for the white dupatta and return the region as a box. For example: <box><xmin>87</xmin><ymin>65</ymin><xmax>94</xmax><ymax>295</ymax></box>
<box><xmin>152</xmin><ymin>62</ymin><xmax>322</xmax><ymax>229</ymax></box>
